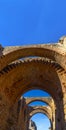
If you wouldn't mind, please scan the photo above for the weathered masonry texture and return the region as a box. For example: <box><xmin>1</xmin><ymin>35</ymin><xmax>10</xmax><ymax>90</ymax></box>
<box><xmin>0</xmin><ymin>36</ymin><xmax>66</xmax><ymax>130</ymax></box>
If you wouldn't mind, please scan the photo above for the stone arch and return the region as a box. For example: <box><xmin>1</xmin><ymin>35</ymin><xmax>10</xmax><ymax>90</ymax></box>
<box><xmin>0</xmin><ymin>43</ymin><xmax>66</xmax><ymax>71</ymax></box>
<box><xmin>25</xmin><ymin>97</ymin><xmax>54</xmax><ymax>110</ymax></box>
<box><xmin>29</xmin><ymin>106</ymin><xmax>52</xmax><ymax>120</ymax></box>
<box><xmin>30</xmin><ymin>110</ymin><xmax>50</xmax><ymax>120</ymax></box>
<box><xmin>0</xmin><ymin>58</ymin><xmax>66</xmax><ymax>130</ymax></box>
<box><xmin>0</xmin><ymin>58</ymin><xmax>65</xmax><ymax>103</ymax></box>
<box><xmin>28</xmin><ymin>106</ymin><xmax>52</xmax><ymax>129</ymax></box>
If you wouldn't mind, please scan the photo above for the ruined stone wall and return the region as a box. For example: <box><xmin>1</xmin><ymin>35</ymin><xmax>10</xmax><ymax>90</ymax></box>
<box><xmin>16</xmin><ymin>97</ymin><xmax>29</xmax><ymax>130</ymax></box>
<box><xmin>0</xmin><ymin>37</ymin><xmax>66</xmax><ymax>130</ymax></box>
<box><xmin>28</xmin><ymin>120</ymin><xmax>37</xmax><ymax>130</ymax></box>
<box><xmin>0</xmin><ymin>96</ymin><xmax>28</xmax><ymax>130</ymax></box>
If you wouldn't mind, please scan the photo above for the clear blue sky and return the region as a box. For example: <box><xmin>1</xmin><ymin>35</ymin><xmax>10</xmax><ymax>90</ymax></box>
<box><xmin>0</xmin><ymin>0</ymin><xmax>66</xmax><ymax>130</ymax></box>
<box><xmin>31</xmin><ymin>113</ymin><xmax>50</xmax><ymax>130</ymax></box>
<box><xmin>0</xmin><ymin>0</ymin><xmax>66</xmax><ymax>47</ymax></box>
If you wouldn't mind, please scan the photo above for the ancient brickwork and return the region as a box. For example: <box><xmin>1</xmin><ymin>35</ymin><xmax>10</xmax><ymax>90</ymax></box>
<box><xmin>0</xmin><ymin>36</ymin><xmax>66</xmax><ymax>130</ymax></box>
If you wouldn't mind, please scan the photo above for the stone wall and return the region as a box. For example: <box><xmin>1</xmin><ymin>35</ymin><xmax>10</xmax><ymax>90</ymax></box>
<box><xmin>0</xmin><ymin>37</ymin><xmax>66</xmax><ymax>130</ymax></box>
<box><xmin>28</xmin><ymin>120</ymin><xmax>37</xmax><ymax>130</ymax></box>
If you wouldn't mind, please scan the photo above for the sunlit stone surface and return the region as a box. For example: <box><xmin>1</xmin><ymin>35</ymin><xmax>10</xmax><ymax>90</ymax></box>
<box><xmin>0</xmin><ymin>36</ymin><xmax>66</xmax><ymax>130</ymax></box>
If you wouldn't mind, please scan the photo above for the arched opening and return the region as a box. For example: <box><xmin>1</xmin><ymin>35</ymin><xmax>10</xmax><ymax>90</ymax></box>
<box><xmin>2</xmin><ymin>58</ymin><xmax>64</xmax><ymax>104</ymax></box>
<box><xmin>21</xmin><ymin>89</ymin><xmax>54</xmax><ymax>130</ymax></box>
<box><xmin>0</xmin><ymin>57</ymin><xmax>65</xmax><ymax>130</ymax></box>
<box><xmin>23</xmin><ymin>89</ymin><xmax>53</xmax><ymax>108</ymax></box>
<box><xmin>29</xmin><ymin>113</ymin><xmax>51</xmax><ymax>130</ymax></box>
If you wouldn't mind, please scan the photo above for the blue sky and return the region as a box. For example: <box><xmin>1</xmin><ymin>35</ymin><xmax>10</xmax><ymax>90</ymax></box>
<box><xmin>0</xmin><ymin>0</ymin><xmax>66</xmax><ymax>130</ymax></box>
<box><xmin>23</xmin><ymin>89</ymin><xmax>50</xmax><ymax>97</ymax></box>
<box><xmin>0</xmin><ymin>0</ymin><xmax>66</xmax><ymax>46</ymax></box>
<box><xmin>31</xmin><ymin>113</ymin><xmax>50</xmax><ymax>130</ymax></box>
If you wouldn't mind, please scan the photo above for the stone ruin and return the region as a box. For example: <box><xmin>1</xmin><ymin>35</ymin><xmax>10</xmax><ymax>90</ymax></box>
<box><xmin>0</xmin><ymin>36</ymin><xmax>66</xmax><ymax>130</ymax></box>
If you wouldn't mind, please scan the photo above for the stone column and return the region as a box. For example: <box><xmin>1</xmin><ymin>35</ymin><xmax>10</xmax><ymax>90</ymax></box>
<box><xmin>63</xmin><ymin>93</ymin><xmax>66</xmax><ymax>130</ymax></box>
<box><xmin>52</xmin><ymin>107</ymin><xmax>55</xmax><ymax>130</ymax></box>
<box><xmin>0</xmin><ymin>93</ymin><xmax>11</xmax><ymax>130</ymax></box>
<box><xmin>55</xmin><ymin>98</ymin><xmax>65</xmax><ymax>130</ymax></box>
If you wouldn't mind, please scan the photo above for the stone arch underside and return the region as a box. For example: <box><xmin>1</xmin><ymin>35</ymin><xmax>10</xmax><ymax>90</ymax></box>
<box><xmin>29</xmin><ymin>107</ymin><xmax>52</xmax><ymax>126</ymax></box>
<box><xmin>25</xmin><ymin>97</ymin><xmax>54</xmax><ymax>110</ymax></box>
<box><xmin>0</xmin><ymin>44</ymin><xmax>66</xmax><ymax>71</ymax></box>
<box><xmin>30</xmin><ymin>109</ymin><xmax>50</xmax><ymax>120</ymax></box>
<box><xmin>0</xmin><ymin>58</ymin><xmax>65</xmax><ymax>105</ymax></box>
<box><xmin>0</xmin><ymin>57</ymin><xmax>65</xmax><ymax>129</ymax></box>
